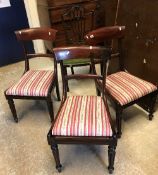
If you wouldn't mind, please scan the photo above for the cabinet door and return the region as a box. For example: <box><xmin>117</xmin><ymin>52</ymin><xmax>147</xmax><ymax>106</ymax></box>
<box><xmin>123</xmin><ymin>39</ymin><xmax>147</xmax><ymax>80</ymax></box>
<box><xmin>144</xmin><ymin>43</ymin><xmax>158</xmax><ymax>83</ymax></box>
<box><xmin>116</xmin><ymin>0</ymin><xmax>158</xmax><ymax>83</ymax></box>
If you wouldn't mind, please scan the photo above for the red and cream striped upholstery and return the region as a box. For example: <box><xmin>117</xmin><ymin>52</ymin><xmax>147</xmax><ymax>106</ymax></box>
<box><xmin>6</xmin><ymin>70</ymin><xmax>53</xmax><ymax>97</ymax></box>
<box><xmin>106</xmin><ymin>71</ymin><xmax>157</xmax><ymax>106</ymax></box>
<box><xmin>52</xmin><ymin>96</ymin><xmax>112</xmax><ymax>137</ymax></box>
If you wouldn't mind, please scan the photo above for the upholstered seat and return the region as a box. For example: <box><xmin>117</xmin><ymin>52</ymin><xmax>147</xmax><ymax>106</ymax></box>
<box><xmin>6</xmin><ymin>70</ymin><xmax>53</xmax><ymax>97</ymax></box>
<box><xmin>106</xmin><ymin>71</ymin><xmax>157</xmax><ymax>106</ymax></box>
<box><xmin>52</xmin><ymin>96</ymin><xmax>112</xmax><ymax>137</ymax></box>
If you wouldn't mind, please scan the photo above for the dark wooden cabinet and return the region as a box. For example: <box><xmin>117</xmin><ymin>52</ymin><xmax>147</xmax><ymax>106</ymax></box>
<box><xmin>102</xmin><ymin>0</ymin><xmax>158</xmax><ymax>84</ymax></box>
<box><xmin>113</xmin><ymin>0</ymin><xmax>158</xmax><ymax>83</ymax></box>
<box><xmin>47</xmin><ymin>0</ymin><xmax>105</xmax><ymax>46</ymax></box>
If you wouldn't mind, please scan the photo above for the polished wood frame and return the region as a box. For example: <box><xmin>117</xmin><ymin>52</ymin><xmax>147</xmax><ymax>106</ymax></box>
<box><xmin>4</xmin><ymin>27</ymin><xmax>60</xmax><ymax>123</ymax></box>
<box><xmin>85</xmin><ymin>25</ymin><xmax>158</xmax><ymax>138</ymax></box>
<box><xmin>47</xmin><ymin>46</ymin><xmax>117</xmax><ymax>174</ymax></box>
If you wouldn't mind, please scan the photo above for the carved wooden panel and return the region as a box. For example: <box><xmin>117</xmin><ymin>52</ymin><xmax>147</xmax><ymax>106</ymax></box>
<box><xmin>47</xmin><ymin>0</ymin><xmax>105</xmax><ymax>46</ymax></box>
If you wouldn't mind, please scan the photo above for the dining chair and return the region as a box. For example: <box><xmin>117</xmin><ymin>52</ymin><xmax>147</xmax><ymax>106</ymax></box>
<box><xmin>4</xmin><ymin>27</ymin><xmax>60</xmax><ymax>123</ymax></box>
<box><xmin>85</xmin><ymin>25</ymin><xmax>158</xmax><ymax>138</ymax></box>
<box><xmin>61</xmin><ymin>4</ymin><xmax>96</xmax><ymax>75</ymax></box>
<box><xmin>47</xmin><ymin>46</ymin><xmax>117</xmax><ymax>174</ymax></box>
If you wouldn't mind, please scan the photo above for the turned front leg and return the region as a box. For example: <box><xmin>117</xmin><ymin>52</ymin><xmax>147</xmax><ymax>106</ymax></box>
<box><xmin>7</xmin><ymin>98</ymin><xmax>18</xmax><ymax>123</ymax></box>
<box><xmin>108</xmin><ymin>145</ymin><xmax>116</xmax><ymax>174</ymax></box>
<box><xmin>51</xmin><ymin>143</ymin><xmax>62</xmax><ymax>172</ymax></box>
<box><xmin>116</xmin><ymin>105</ymin><xmax>123</xmax><ymax>138</ymax></box>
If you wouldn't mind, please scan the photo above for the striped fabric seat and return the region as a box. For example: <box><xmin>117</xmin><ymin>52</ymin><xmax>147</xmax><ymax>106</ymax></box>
<box><xmin>106</xmin><ymin>71</ymin><xmax>157</xmax><ymax>106</ymax></box>
<box><xmin>6</xmin><ymin>70</ymin><xmax>53</xmax><ymax>97</ymax></box>
<box><xmin>52</xmin><ymin>96</ymin><xmax>112</xmax><ymax>137</ymax></box>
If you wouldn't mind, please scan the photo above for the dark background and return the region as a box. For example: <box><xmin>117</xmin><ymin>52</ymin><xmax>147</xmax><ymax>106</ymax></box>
<box><xmin>104</xmin><ymin>0</ymin><xmax>158</xmax><ymax>83</ymax></box>
<box><xmin>0</xmin><ymin>0</ymin><xmax>33</xmax><ymax>66</ymax></box>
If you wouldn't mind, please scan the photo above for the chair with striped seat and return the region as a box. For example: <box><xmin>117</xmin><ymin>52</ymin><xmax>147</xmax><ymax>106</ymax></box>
<box><xmin>85</xmin><ymin>26</ymin><xmax>158</xmax><ymax>138</ymax></box>
<box><xmin>4</xmin><ymin>27</ymin><xmax>60</xmax><ymax>123</ymax></box>
<box><xmin>47</xmin><ymin>46</ymin><xmax>117</xmax><ymax>174</ymax></box>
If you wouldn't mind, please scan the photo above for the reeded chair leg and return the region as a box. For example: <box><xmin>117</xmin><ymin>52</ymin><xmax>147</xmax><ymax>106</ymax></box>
<box><xmin>51</xmin><ymin>143</ymin><xmax>62</xmax><ymax>172</ymax></box>
<box><xmin>95</xmin><ymin>79</ymin><xmax>101</xmax><ymax>96</ymax></box>
<box><xmin>148</xmin><ymin>91</ymin><xmax>158</xmax><ymax>120</ymax></box>
<box><xmin>100</xmin><ymin>63</ymin><xmax>103</xmax><ymax>75</ymax></box>
<box><xmin>108</xmin><ymin>145</ymin><xmax>116</xmax><ymax>174</ymax></box>
<box><xmin>116</xmin><ymin>105</ymin><xmax>123</xmax><ymax>138</ymax></box>
<box><xmin>7</xmin><ymin>98</ymin><xmax>18</xmax><ymax>123</ymax></box>
<box><xmin>46</xmin><ymin>97</ymin><xmax>54</xmax><ymax>122</ymax></box>
<box><xmin>64</xmin><ymin>67</ymin><xmax>69</xmax><ymax>92</ymax></box>
<box><xmin>89</xmin><ymin>65</ymin><xmax>92</xmax><ymax>73</ymax></box>
<box><xmin>70</xmin><ymin>66</ymin><xmax>74</xmax><ymax>75</ymax></box>
<box><xmin>96</xmin><ymin>88</ymin><xmax>101</xmax><ymax>96</ymax></box>
<box><xmin>56</xmin><ymin>78</ymin><xmax>61</xmax><ymax>101</ymax></box>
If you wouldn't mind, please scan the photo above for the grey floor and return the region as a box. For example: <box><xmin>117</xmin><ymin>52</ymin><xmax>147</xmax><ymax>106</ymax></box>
<box><xmin>0</xmin><ymin>57</ymin><xmax>158</xmax><ymax>175</ymax></box>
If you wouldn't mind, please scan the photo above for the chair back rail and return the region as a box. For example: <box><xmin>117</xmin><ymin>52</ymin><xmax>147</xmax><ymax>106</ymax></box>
<box><xmin>85</xmin><ymin>26</ymin><xmax>125</xmax><ymax>45</ymax></box>
<box><xmin>15</xmin><ymin>27</ymin><xmax>57</xmax><ymax>72</ymax></box>
<box><xmin>15</xmin><ymin>27</ymin><xmax>57</xmax><ymax>41</ymax></box>
<box><xmin>85</xmin><ymin>25</ymin><xmax>125</xmax><ymax>71</ymax></box>
<box><xmin>53</xmin><ymin>46</ymin><xmax>107</xmax><ymax>61</ymax></box>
